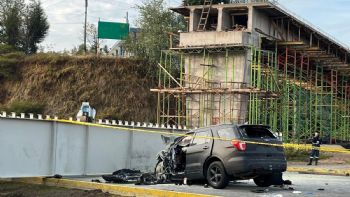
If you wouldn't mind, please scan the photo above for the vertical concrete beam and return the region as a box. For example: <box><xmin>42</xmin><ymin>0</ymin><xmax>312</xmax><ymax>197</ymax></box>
<box><xmin>126</xmin><ymin>130</ymin><xmax>133</xmax><ymax>168</ymax></box>
<box><xmin>189</xmin><ymin>8</ymin><xmax>195</xmax><ymax>32</ymax></box>
<box><xmin>217</xmin><ymin>8</ymin><xmax>223</xmax><ymax>31</ymax></box>
<box><xmin>189</xmin><ymin>8</ymin><xmax>199</xmax><ymax>32</ymax></box>
<box><xmin>82</xmin><ymin>125</ymin><xmax>90</xmax><ymax>175</ymax></box>
<box><xmin>50</xmin><ymin>121</ymin><xmax>58</xmax><ymax>175</ymax></box>
<box><xmin>248</xmin><ymin>6</ymin><xmax>254</xmax><ymax>32</ymax></box>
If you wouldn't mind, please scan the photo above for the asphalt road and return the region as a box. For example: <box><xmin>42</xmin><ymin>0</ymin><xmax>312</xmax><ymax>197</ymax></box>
<box><xmin>74</xmin><ymin>172</ymin><xmax>350</xmax><ymax>197</ymax></box>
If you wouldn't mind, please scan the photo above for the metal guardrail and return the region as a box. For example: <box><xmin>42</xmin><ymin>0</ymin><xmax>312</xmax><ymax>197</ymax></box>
<box><xmin>0</xmin><ymin>111</ymin><xmax>188</xmax><ymax>130</ymax></box>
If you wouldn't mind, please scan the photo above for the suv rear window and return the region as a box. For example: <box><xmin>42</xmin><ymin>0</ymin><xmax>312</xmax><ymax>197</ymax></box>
<box><xmin>239</xmin><ymin>126</ymin><xmax>276</xmax><ymax>139</ymax></box>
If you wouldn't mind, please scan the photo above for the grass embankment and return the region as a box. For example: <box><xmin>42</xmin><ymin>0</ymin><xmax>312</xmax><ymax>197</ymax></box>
<box><xmin>0</xmin><ymin>48</ymin><xmax>158</xmax><ymax>122</ymax></box>
<box><xmin>285</xmin><ymin>147</ymin><xmax>332</xmax><ymax>162</ymax></box>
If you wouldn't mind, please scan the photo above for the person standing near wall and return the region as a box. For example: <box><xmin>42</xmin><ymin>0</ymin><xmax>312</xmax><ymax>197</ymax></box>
<box><xmin>307</xmin><ymin>132</ymin><xmax>321</xmax><ymax>166</ymax></box>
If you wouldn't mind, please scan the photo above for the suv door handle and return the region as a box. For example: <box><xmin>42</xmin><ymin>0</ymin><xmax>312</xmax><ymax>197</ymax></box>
<box><xmin>203</xmin><ymin>146</ymin><xmax>209</xmax><ymax>150</ymax></box>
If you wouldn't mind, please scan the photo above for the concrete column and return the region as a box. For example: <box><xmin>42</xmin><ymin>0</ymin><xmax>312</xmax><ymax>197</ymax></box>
<box><xmin>189</xmin><ymin>8</ymin><xmax>195</xmax><ymax>32</ymax></box>
<box><xmin>248</xmin><ymin>6</ymin><xmax>254</xmax><ymax>31</ymax></box>
<box><xmin>189</xmin><ymin>8</ymin><xmax>199</xmax><ymax>32</ymax></box>
<box><xmin>217</xmin><ymin>8</ymin><xmax>224</xmax><ymax>31</ymax></box>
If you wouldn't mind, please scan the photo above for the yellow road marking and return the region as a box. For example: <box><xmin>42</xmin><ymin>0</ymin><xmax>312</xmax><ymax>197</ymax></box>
<box><xmin>13</xmin><ymin>177</ymin><xmax>216</xmax><ymax>197</ymax></box>
<box><xmin>287</xmin><ymin>167</ymin><xmax>350</xmax><ymax>176</ymax></box>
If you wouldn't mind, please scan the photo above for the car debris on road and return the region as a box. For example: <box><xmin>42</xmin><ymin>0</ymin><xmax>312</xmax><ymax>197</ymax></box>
<box><xmin>102</xmin><ymin>169</ymin><xmax>158</xmax><ymax>185</ymax></box>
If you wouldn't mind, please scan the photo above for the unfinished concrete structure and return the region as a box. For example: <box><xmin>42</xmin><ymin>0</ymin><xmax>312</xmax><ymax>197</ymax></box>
<box><xmin>152</xmin><ymin>0</ymin><xmax>350</xmax><ymax>143</ymax></box>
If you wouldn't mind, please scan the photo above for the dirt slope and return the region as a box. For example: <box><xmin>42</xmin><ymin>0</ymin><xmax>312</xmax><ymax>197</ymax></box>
<box><xmin>0</xmin><ymin>54</ymin><xmax>158</xmax><ymax>122</ymax></box>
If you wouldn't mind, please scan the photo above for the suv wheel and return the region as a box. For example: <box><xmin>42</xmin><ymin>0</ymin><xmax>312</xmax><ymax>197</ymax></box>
<box><xmin>253</xmin><ymin>175</ymin><xmax>272</xmax><ymax>187</ymax></box>
<box><xmin>206</xmin><ymin>161</ymin><xmax>229</xmax><ymax>189</ymax></box>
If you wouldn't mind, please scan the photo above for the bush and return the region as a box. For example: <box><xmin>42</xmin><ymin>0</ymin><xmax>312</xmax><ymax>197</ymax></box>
<box><xmin>0</xmin><ymin>44</ymin><xmax>24</xmax><ymax>80</ymax></box>
<box><xmin>7</xmin><ymin>101</ymin><xmax>46</xmax><ymax>114</ymax></box>
<box><xmin>284</xmin><ymin>147</ymin><xmax>310</xmax><ymax>162</ymax></box>
<box><xmin>0</xmin><ymin>45</ymin><xmax>16</xmax><ymax>55</ymax></box>
<box><xmin>284</xmin><ymin>146</ymin><xmax>332</xmax><ymax>162</ymax></box>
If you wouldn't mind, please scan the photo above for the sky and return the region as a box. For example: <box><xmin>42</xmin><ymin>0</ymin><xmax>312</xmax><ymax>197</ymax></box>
<box><xmin>37</xmin><ymin>0</ymin><xmax>350</xmax><ymax>52</ymax></box>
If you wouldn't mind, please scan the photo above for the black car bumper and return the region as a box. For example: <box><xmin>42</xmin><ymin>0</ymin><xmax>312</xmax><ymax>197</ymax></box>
<box><xmin>225</xmin><ymin>157</ymin><xmax>287</xmax><ymax>178</ymax></box>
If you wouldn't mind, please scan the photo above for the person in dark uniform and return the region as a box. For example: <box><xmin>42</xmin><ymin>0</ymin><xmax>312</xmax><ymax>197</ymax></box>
<box><xmin>307</xmin><ymin>132</ymin><xmax>321</xmax><ymax>166</ymax></box>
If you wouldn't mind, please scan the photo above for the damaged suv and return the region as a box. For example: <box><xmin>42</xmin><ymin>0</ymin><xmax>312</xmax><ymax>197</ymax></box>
<box><xmin>155</xmin><ymin>124</ymin><xmax>287</xmax><ymax>189</ymax></box>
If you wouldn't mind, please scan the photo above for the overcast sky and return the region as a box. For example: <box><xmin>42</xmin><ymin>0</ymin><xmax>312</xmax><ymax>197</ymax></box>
<box><xmin>38</xmin><ymin>0</ymin><xmax>350</xmax><ymax>51</ymax></box>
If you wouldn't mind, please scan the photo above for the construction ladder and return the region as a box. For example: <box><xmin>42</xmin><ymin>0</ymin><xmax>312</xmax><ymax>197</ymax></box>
<box><xmin>197</xmin><ymin>0</ymin><xmax>213</xmax><ymax>31</ymax></box>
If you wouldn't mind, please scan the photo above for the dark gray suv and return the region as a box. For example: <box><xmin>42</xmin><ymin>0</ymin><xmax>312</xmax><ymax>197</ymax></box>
<box><xmin>155</xmin><ymin>124</ymin><xmax>287</xmax><ymax>189</ymax></box>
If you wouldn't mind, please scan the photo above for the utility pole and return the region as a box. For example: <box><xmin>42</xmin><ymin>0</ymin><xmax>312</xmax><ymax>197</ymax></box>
<box><xmin>126</xmin><ymin>12</ymin><xmax>129</xmax><ymax>24</ymax></box>
<box><xmin>84</xmin><ymin>0</ymin><xmax>88</xmax><ymax>54</ymax></box>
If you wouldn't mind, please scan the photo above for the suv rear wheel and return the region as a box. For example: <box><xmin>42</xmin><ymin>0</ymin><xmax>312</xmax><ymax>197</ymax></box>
<box><xmin>253</xmin><ymin>175</ymin><xmax>272</xmax><ymax>187</ymax></box>
<box><xmin>206</xmin><ymin>161</ymin><xmax>229</xmax><ymax>189</ymax></box>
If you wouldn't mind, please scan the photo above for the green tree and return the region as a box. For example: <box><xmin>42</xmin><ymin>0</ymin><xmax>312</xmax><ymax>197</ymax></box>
<box><xmin>23</xmin><ymin>0</ymin><xmax>49</xmax><ymax>54</ymax></box>
<box><xmin>71</xmin><ymin>44</ymin><xmax>85</xmax><ymax>55</ymax></box>
<box><xmin>84</xmin><ymin>23</ymin><xmax>99</xmax><ymax>54</ymax></box>
<box><xmin>103</xmin><ymin>45</ymin><xmax>109</xmax><ymax>54</ymax></box>
<box><xmin>123</xmin><ymin>0</ymin><xmax>186</xmax><ymax>63</ymax></box>
<box><xmin>0</xmin><ymin>0</ymin><xmax>49</xmax><ymax>53</ymax></box>
<box><xmin>0</xmin><ymin>0</ymin><xmax>25</xmax><ymax>49</ymax></box>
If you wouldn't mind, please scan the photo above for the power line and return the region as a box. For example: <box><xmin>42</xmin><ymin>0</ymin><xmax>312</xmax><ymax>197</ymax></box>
<box><xmin>51</xmin><ymin>22</ymin><xmax>82</xmax><ymax>24</ymax></box>
<box><xmin>43</xmin><ymin>0</ymin><xmax>66</xmax><ymax>9</ymax></box>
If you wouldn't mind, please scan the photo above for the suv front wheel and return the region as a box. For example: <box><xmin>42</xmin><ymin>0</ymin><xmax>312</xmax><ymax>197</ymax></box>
<box><xmin>206</xmin><ymin>161</ymin><xmax>229</xmax><ymax>189</ymax></box>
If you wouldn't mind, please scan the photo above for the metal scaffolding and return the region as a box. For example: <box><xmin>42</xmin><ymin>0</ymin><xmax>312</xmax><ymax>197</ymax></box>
<box><xmin>152</xmin><ymin>47</ymin><xmax>279</xmax><ymax>129</ymax></box>
<box><xmin>163</xmin><ymin>0</ymin><xmax>350</xmax><ymax>143</ymax></box>
<box><xmin>152</xmin><ymin>44</ymin><xmax>350</xmax><ymax>143</ymax></box>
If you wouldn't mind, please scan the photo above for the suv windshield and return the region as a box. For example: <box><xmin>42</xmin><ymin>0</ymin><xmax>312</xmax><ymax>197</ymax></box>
<box><xmin>239</xmin><ymin>126</ymin><xmax>276</xmax><ymax>139</ymax></box>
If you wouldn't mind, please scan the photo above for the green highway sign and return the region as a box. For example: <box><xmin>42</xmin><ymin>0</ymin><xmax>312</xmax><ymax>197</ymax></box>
<box><xmin>98</xmin><ymin>21</ymin><xmax>129</xmax><ymax>40</ymax></box>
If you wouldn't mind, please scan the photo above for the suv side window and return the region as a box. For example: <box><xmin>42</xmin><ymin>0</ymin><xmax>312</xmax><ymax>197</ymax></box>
<box><xmin>191</xmin><ymin>130</ymin><xmax>211</xmax><ymax>146</ymax></box>
<box><xmin>217</xmin><ymin>127</ymin><xmax>236</xmax><ymax>140</ymax></box>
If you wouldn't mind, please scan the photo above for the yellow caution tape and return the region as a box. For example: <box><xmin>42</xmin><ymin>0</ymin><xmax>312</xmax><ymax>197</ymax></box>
<box><xmin>49</xmin><ymin>118</ymin><xmax>350</xmax><ymax>155</ymax></box>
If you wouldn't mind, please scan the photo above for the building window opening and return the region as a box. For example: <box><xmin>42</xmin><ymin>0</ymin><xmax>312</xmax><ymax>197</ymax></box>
<box><xmin>207</xmin><ymin>15</ymin><xmax>218</xmax><ymax>31</ymax></box>
<box><xmin>232</xmin><ymin>14</ymin><xmax>248</xmax><ymax>30</ymax></box>
<box><xmin>194</xmin><ymin>8</ymin><xmax>219</xmax><ymax>31</ymax></box>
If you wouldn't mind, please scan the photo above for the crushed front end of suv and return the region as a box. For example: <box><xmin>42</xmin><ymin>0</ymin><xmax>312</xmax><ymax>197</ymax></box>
<box><xmin>155</xmin><ymin>124</ymin><xmax>287</xmax><ymax>189</ymax></box>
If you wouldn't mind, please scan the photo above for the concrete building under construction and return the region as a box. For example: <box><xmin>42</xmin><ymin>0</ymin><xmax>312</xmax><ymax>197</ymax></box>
<box><xmin>151</xmin><ymin>0</ymin><xmax>350</xmax><ymax>143</ymax></box>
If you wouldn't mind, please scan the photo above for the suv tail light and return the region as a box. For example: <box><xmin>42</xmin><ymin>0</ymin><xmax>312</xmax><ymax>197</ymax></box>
<box><xmin>231</xmin><ymin>140</ymin><xmax>247</xmax><ymax>151</ymax></box>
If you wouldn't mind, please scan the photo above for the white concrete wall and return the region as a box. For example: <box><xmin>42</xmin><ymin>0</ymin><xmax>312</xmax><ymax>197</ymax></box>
<box><xmin>0</xmin><ymin>120</ymin><xmax>52</xmax><ymax>177</ymax></box>
<box><xmin>0</xmin><ymin>118</ymin><xmax>176</xmax><ymax>178</ymax></box>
